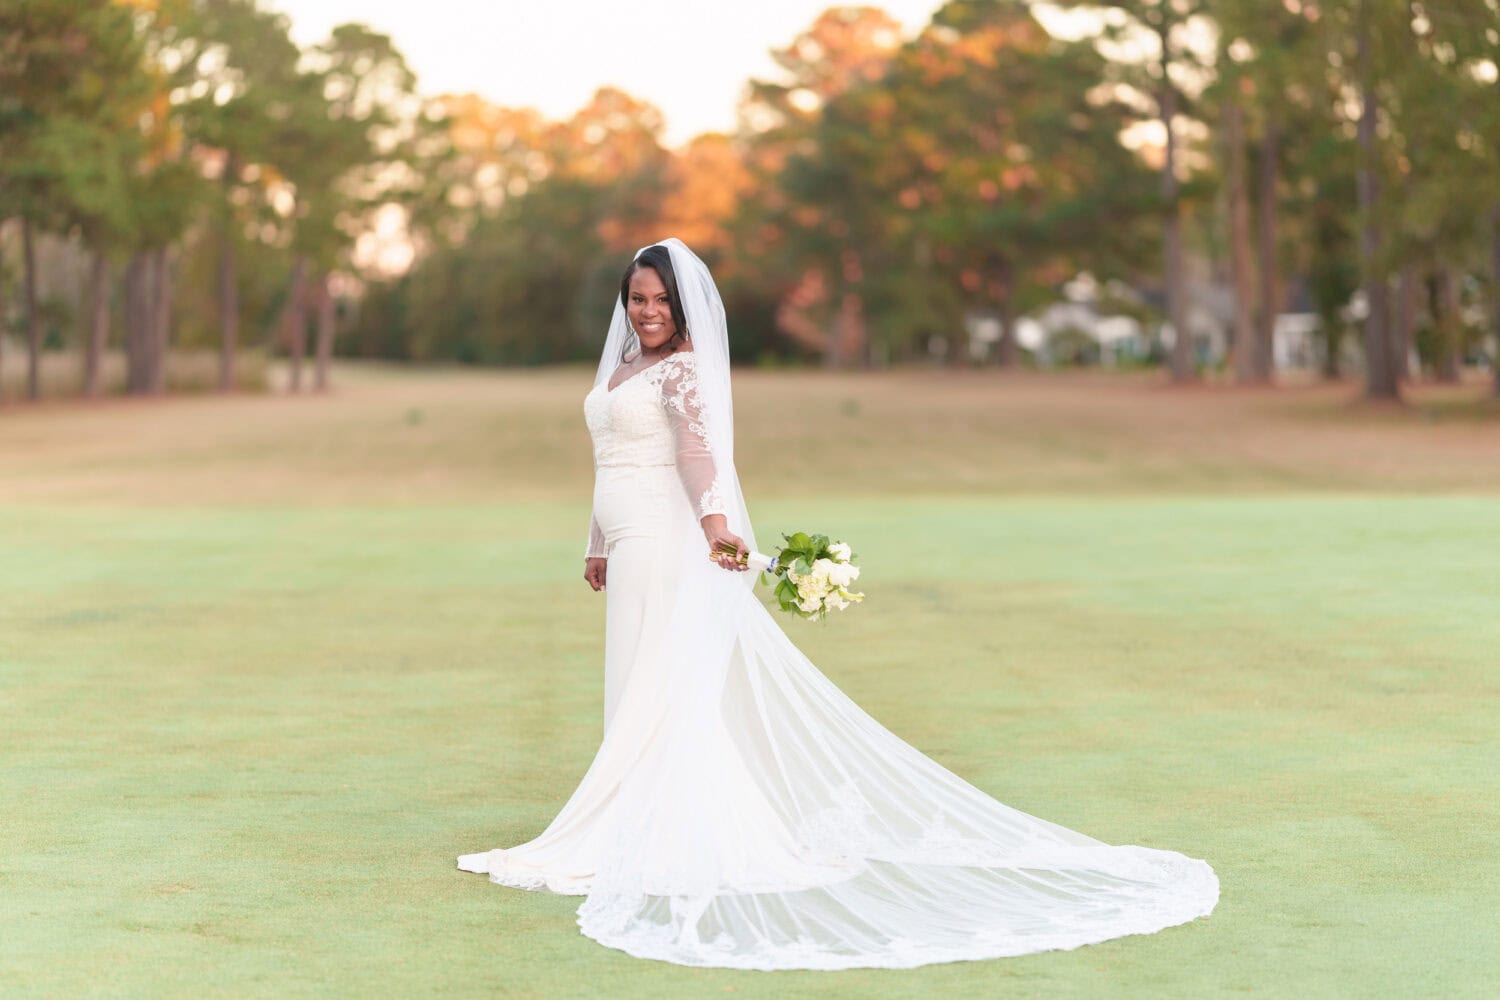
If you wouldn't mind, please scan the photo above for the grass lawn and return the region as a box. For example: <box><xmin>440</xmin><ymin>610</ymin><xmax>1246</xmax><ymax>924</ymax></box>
<box><xmin>2</xmin><ymin>365</ymin><xmax>1497</xmax><ymax>998</ymax></box>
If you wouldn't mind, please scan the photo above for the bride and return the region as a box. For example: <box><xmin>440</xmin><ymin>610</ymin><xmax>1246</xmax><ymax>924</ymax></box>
<box><xmin>458</xmin><ymin>239</ymin><xmax>1218</xmax><ymax>970</ymax></box>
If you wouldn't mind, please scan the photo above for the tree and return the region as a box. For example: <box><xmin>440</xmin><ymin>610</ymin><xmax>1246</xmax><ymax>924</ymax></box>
<box><xmin>1210</xmin><ymin>0</ymin><xmax>1318</xmax><ymax>384</ymax></box>
<box><xmin>0</xmin><ymin>0</ymin><xmax>145</xmax><ymax>400</ymax></box>
<box><xmin>1392</xmin><ymin>1</ymin><xmax>1500</xmax><ymax>389</ymax></box>
<box><xmin>1219</xmin><ymin>76</ymin><xmax>1257</xmax><ymax>382</ymax></box>
<box><xmin>762</xmin><ymin>1</ymin><xmax>1158</xmax><ymax>369</ymax></box>
<box><xmin>428</xmin><ymin>94</ymin><xmax>550</xmax><ymax>239</ymax></box>
<box><xmin>1061</xmin><ymin>0</ymin><xmax>1214</xmax><ymax>382</ymax></box>
<box><xmin>272</xmin><ymin>23</ymin><xmax>430</xmax><ymax>392</ymax></box>
<box><xmin>738</xmin><ymin>6</ymin><xmax>904</xmax><ymax>365</ymax></box>
<box><xmin>656</xmin><ymin>134</ymin><xmax>753</xmax><ymax>260</ymax></box>
<box><xmin>167</xmin><ymin>0</ymin><xmax>302</xmax><ymax>391</ymax></box>
<box><xmin>113</xmin><ymin>1</ymin><xmax>205</xmax><ymax>396</ymax></box>
<box><xmin>42</xmin><ymin>113</ymin><xmax>145</xmax><ymax>395</ymax></box>
<box><xmin>354</xmin><ymin>86</ymin><xmax>669</xmax><ymax>367</ymax></box>
<box><xmin>884</xmin><ymin>2</ymin><xmax>1156</xmax><ymax>365</ymax></box>
<box><xmin>1301</xmin><ymin>0</ymin><xmax>1500</xmax><ymax>396</ymax></box>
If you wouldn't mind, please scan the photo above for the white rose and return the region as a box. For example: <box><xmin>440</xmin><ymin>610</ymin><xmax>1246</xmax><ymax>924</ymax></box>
<box><xmin>797</xmin><ymin>596</ymin><xmax>822</xmax><ymax>614</ymax></box>
<box><xmin>825</xmin><ymin>592</ymin><xmax>849</xmax><ymax>612</ymax></box>
<box><xmin>827</xmin><ymin>562</ymin><xmax>858</xmax><ymax>587</ymax></box>
<box><xmin>828</xmin><ymin>542</ymin><xmax>852</xmax><ymax>562</ymax></box>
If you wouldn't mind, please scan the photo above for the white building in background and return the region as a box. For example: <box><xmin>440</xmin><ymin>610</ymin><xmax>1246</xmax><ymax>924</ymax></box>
<box><xmin>964</xmin><ymin>269</ymin><xmax>1338</xmax><ymax>373</ymax></box>
<box><xmin>1271</xmin><ymin>313</ymin><xmax>1321</xmax><ymax>370</ymax></box>
<box><xmin>965</xmin><ymin>272</ymin><xmax>1204</xmax><ymax>368</ymax></box>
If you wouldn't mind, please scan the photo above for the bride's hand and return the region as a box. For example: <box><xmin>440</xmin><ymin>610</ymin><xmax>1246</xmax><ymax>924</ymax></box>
<box><xmin>584</xmin><ymin>557</ymin><xmax>607</xmax><ymax>591</ymax></box>
<box><xmin>702</xmin><ymin>515</ymin><xmax>748</xmax><ymax>572</ymax></box>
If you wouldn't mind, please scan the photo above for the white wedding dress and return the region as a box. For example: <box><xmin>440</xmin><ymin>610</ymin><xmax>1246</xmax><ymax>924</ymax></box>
<box><xmin>458</xmin><ymin>240</ymin><xmax>1218</xmax><ymax>970</ymax></box>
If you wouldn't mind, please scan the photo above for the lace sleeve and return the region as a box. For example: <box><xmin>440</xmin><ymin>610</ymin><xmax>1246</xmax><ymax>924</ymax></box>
<box><xmin>585</xmin><ymin>513</ymin><xmax>606</xmax><ymax>560</ymax></box>
<box><xmin>659</xmin><ymin>355</ymin><xmax>727</xmax><ymax>520</ymax></box>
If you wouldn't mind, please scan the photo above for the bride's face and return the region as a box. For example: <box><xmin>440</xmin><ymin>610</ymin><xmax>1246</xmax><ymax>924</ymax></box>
<box><xmin>627</xmin><ymin>268</ymin><xmax>677</xmax><ymax>350</ymax></box>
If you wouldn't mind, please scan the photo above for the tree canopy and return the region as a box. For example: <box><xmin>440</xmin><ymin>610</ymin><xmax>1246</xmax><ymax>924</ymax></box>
<box><xmin>3</xmin><ymin>0</ymin><xmax>1499</xmax><ymax>400</ymax></box>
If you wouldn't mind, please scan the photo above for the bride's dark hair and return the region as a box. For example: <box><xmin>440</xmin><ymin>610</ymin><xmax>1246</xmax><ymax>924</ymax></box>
<box><xmin>620</xmin><ymin>245</ymin><xmax>690</xmax><ymax>344</ymax></box>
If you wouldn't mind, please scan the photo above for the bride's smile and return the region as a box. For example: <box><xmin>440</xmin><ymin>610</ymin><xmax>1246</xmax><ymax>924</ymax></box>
<box><xmin>626</xmin><ymin>267</ymin><xmax>678</xmax><ymax>350</ymax></box>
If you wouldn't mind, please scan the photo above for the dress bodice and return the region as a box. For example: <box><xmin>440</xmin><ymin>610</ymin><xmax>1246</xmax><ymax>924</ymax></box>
<box><xmin>584</xmin><ymin>361</ymin><xmax>680</xmax><ymax>469</ymax></box>
<box><xmin>582</xmin><ymin>352</ymin><xmax>726</xmax><ymax>558</ymax></box>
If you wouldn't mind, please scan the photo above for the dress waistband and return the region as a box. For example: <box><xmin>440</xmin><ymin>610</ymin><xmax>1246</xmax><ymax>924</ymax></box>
<box><xmin>595</xmin><ymin>461</ymin><xmax>676</xmax><ymax>470</ymax></box>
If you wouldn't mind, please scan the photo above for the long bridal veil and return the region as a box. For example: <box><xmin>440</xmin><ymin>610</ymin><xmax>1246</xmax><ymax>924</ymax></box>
<box><xmin>562</xmin><ymin>239</ymin><xmax>1218</xmax><ymax>969</ymax></box>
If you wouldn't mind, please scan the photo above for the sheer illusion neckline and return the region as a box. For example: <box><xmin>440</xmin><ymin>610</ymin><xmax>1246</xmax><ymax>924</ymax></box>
<box><xmin>606</xmin><ymin>349</ymin><xmax>694</xmax><ymax>394</ymax></box>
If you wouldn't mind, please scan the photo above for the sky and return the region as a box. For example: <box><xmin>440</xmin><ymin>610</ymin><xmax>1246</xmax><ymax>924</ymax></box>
<box><xmin>265</xmin><ymin>1</ymin><xmax>953</xmax><ymax>147</ymax></box>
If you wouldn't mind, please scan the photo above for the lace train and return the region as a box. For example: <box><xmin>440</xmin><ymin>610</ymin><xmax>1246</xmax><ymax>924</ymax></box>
<box><xmin>460</xmin><ymin>576</ymin><xmax>1218</xmax><ymax>970</ymax></box>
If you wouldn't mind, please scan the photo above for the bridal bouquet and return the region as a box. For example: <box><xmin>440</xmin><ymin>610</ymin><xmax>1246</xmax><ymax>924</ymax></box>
<box><xmin>711</xmin><ymin>532</ymin><xmax>864</xmax><ymax>621</ymax></box>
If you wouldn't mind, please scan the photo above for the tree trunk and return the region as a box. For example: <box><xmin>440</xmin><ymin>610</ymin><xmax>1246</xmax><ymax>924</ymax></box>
<box><xmin>838</xmin><ymin>292</ymin><xmax>867</xmax><ymax>369</ymax></box>
<box><xmin>1434</xmin><ymin>268</ymin><xmax>1461</xmax><ymax>384</ymax></box>
<box><xmin>219</xmin><ymin>223</ymin><xmax>238</xmax><ymax>389</ymax></box>
<box><xmin>1491</xmin><ymin>205</ymin><xmax>1500</xmax><ymax>396</ymax></box>
<box><xmin>1321</xmin><ymin>322</ymin><xmax>1342</xmax><ymax>379</ymax></box>
<box><xmin>1158</xmin><ymin>23</ymin><xmax>1192</xmax><ymax>383</ymax></box>
<box><xmin>144</xmin><ymin>252</ymin><xmax>158</xmax><ymax>392</ymax></box>
<box><xmin>823</xmin><ymin>314</ymin><xmax>843</xmax><ymax>369</ymax></box>
<box><xmin>124</xmin><ymin>252</ymin><xmax>149</xmax><ymax>395</ymax></box>
<box><xmin>1394</xmin><ymin>263</ymin><xmax>1417</xmax><ymax>382</ymax></box>
<box><xmin>218</xmin><ymin>171</ymin><xmax>239</xmax><ymax>392</ymax></box>
<box><xmin>148</xmin><ymin>246</ymin><xmax>170</xmax><ymax>394</ymax></box>
<box><xmin>283</xmin><ymin>255</ymin><xmax>308</xmax><ymax>392</ymax></box>
<box><xmin>1254</xmin><ymin>120</ymin><xmax>1279</xmax><ymax>382</ymax></box>
<box><xmin>140</xmin><ymin>251</ymin><xmax>157</xmax><ymax>394</ymax></box>
<box><xmin>0</xmin><ymin>224</ymin><xmax>7</xmax><ymax>402</ymax></box>
<box><xmin>993</xmin><ymin>254</ymin><xmax>1017</xmax><ymax>368</ymax></box>
<box><xmin>85</xmin><ymin>251</ymin><xmax>109</xmax><ymax>397</ymax></box>
<box><xmin>22</xmin><ymin>216</ymin><xmax>41</xmax><ymax>402</ymax></box>
<box><xmin>838</xmin><ymin>249</ymin><xmax>868</xmax><ymax>367</ymax></box>
<box><xmin>314</xmin><ymin>272</ymin><xmax>335</xmax><ymax>391</ymax></box>
<box><xmin>1356</xmin><ymin>0</ymin><xmax>1398</xmax><ymax>399</ymax></box>
<box><xmin>1225</xmin><ymin>96</ymin><xmax>1257</xmax><ymax>384</ymax></box>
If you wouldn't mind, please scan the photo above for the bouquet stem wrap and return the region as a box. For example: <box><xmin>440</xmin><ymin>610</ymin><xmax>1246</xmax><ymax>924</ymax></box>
<box><xmin>711</xmin><ymin>532</ymin><xmax>862</xmax><ymax>621</ymax></box>
<box><xmin>744</xmin><ymin>551</ymin><xmax>778</xmax><ymax>574</ymax></box>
